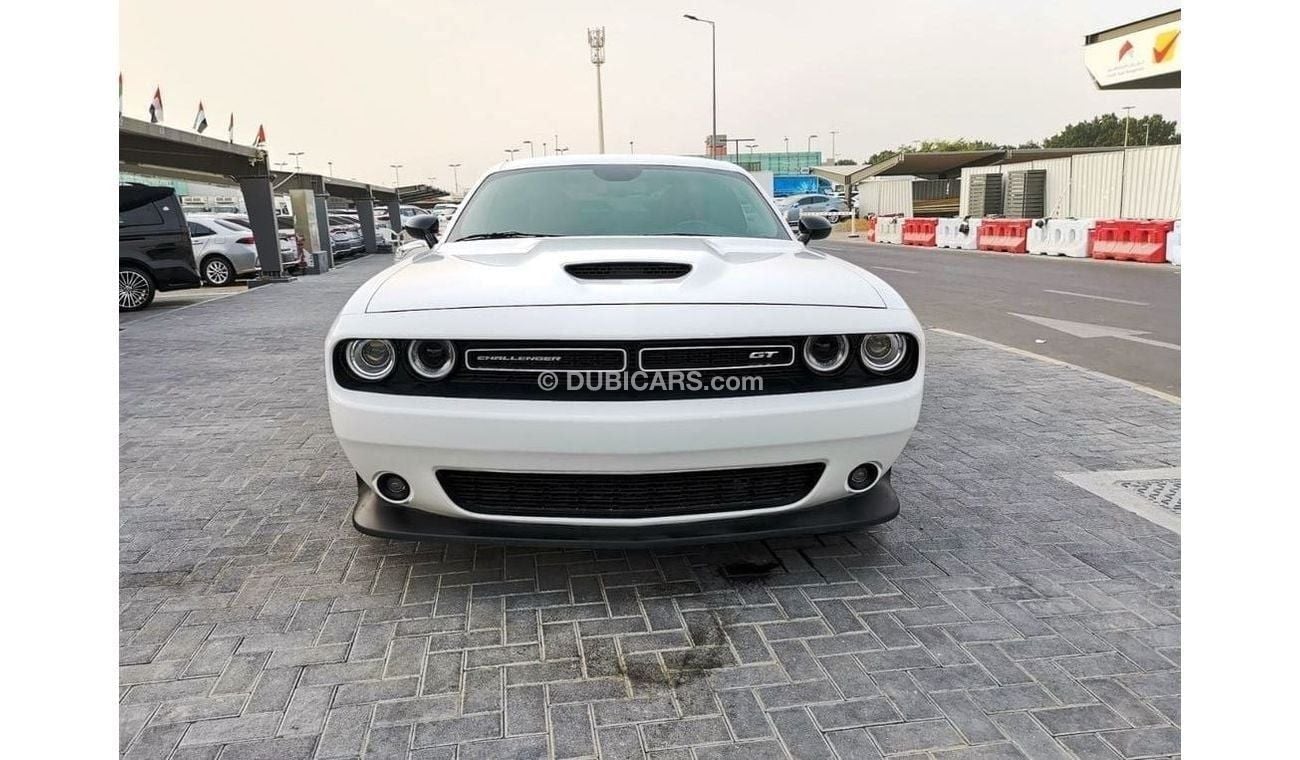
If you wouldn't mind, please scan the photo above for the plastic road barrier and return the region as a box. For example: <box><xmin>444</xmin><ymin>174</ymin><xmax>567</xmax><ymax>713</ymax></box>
<box><xmin>1028</xmin><ymin>219</ymin><xmax>1095</xmax><ymax>257</ymax></box>
<box><xmin>901</xmin><ymin>218</ymin><xmax>938</xmax><ymax>247</ymax></box>
<box><xmin>875</xmin><ymin>216</ymin><xmax>903</xmax><ymax>244</ymax></box>
<box><xmin>1166</xmin><ymin>220</ymin><xmax>1181</xmax><ymax>266</ymax></box>
<box><xmin>1089</xmin><ymin>219</ymin><xmax>1175</xmax><ymax>264</ymax></box>
<box><xmin>864</xmin><ymin>216</ymin><xmax>877</xmax><ymax>242</ymax></box>
<box><xmin>977</xmin><ymin>218</ymin><xmax>1032</xmax><ymax>253</ymax></box>
<box><xmin>935</xmin><ymin>218</ymin><xmax>962</xmax><ymax>248</ymax></box>
<box><xmin>1028</xmin><ymin>219</ymin><xmax>1051</xmax><ymax>255</ymax></box>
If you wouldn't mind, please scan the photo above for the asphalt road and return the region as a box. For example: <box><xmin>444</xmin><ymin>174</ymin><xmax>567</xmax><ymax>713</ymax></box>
<box><xmin>813</xmin><ymin>239</ymin><xmax>1181</xmax><ymax>394</ymax></box>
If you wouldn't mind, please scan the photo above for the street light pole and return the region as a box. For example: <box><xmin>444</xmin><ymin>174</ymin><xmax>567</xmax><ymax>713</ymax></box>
<box><xmin>830</xmin><ymin>130</ymin><xmax>838</xmax><ymax>162</ymax></box>
<box><xmin>629</xmin><ymin>140</ymin><xmax>634</xmax><ymax>154</ymax></box>
<box><xmin>288</xmin><ymin>151</ymin><xmax>305</xmax><ymax>171</ymax></box>
<box><xmin>684</xmin><ymin>14</ymin><xmax>716</xmax><ymax>159</ymax></box>
<box><xmin>523</xmin><ymin>140</ymin><xmax>534</xmax><ymax>157</ymax></box>
<box><xmin>1118</xmin><ymin>106</ymin><xmax>1135</xmax><ymax>219</ymax></box>
<box><xmin>389</xmin><ymin>163</ymin><xmax>402</xmax><ymax>188</ymax></box>
<box><xmin>1121</xmin><ymin>105</ymin><xmax>1134</xmax><ymax>148</ymax></box>
<box><xmin>505</xmin><ymin>148</ymin><xmax>520</xmax><ymax>161</ymax></box>
<box><xmin>448</xmin><ymin>163</ymin><xmax>461</xmax><ymax>195</ymax></box>
<box><xmin>327</xmin><ymin>160</ymin><xmax>334</xmax><ymax>176</ymax></box>
<box><xmin>807</xmin><ymin>134</ymin><xmax>817</xmax><ymax>155</ymax></box>
<box><xmin>588</xmin><ymin>28</ymin><xmax>606</xmax><ymax>154</ymax></box>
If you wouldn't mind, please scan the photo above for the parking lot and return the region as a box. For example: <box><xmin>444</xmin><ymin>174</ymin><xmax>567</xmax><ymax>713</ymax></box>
<box><xmin>119</xmin><ymin>254</ymin><xmax>1179</xmax><ymax>759</ymax></box>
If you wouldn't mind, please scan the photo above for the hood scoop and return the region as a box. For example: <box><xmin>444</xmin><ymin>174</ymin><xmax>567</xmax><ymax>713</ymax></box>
<box><xmin>564</xmin><ymin>261</ymin><xmax>692</xmax><ymax>280</ymax></box>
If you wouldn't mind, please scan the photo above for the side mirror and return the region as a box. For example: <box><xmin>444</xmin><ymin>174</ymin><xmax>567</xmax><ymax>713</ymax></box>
<box><xmin>402</xmin><ymin>214</ymin><xmax>440</xmax><ymax>246</ymax></box>
<box><xmin>797</xmin><ymin>214</ymin><xmax>833</xmax><ymax>244</ymax></box>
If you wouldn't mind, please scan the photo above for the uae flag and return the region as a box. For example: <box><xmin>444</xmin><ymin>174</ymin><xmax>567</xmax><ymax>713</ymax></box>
<box><xmin>227</xmin><ymin>113</ymin><xmax>235</xmax><ymax>143</ymax></box>
<box><xmin>193</xmin><ymin>101</ymin><xmax>208</xmax><ymax>133</ymax></box>
<box><xmin>252</xmin><ymin>124</ymin><xmax>266</xmax><ymax>148</ymax></box>
<box><xmin>148</xmin><ymin>87</ymin><xmax>163</xmax><ymax>123</ymax></box>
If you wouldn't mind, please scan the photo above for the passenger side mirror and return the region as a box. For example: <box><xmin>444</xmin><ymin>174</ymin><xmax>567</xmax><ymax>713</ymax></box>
<box><xmin>797</xmin><ymin>214</ymin><xmax>833</xmax><ymax>244</ymax></box>
<box><xmin>403</xmin><ymin>214</ymin><xmax>440</xmax><ymax>246</ymax></box>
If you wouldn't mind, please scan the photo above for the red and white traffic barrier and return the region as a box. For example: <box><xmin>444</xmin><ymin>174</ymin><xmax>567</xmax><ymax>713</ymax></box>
<box><xmin>1166</xmin><ymin>220</ymin><xmax>1181</xmax><ymax>266</ymax></box>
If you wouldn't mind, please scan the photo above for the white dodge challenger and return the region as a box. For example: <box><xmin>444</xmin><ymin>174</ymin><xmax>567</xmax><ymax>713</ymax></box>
<box><xmin>326</xmin><ymin>155</ymin><xmax>923</xmax><ymax>545</ymax></box>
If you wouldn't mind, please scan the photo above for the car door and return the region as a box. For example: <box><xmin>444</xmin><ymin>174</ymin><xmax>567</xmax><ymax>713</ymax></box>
<box><xmin>187</xmin><ymin>221</ymin><xmax>217</xmax><ymax>263</ymax></box>
<box><xmin>121</xmin><ymin>201</ymin><xmax>177</xmax><ymax>263</ymax></box>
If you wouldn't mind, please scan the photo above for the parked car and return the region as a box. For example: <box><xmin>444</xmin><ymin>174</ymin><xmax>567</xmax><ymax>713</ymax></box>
<box><xmin>217</xmin><ymin>213</ymin><xmax>303</xmax><ymax>274</ymax></box>
<box><xmin>184</xmin><ymin>214</ymin><xmax>263</xmax><ymax>286</ymax></box>
<box><xmin>326</xmin><ymin>155</ymin><xmax>923</xmax><ymax>545</ymax></box>
<box><xmin>327</xmin><ymin>216</ymin><xmax>366</xmax><ymax>258</ymax></box>
<box><xmin>775</xmin><ymin>193</ymin><xmax>850</xmax><ymax>225</ymax></box>
<box><xmin>119</xmin><ymin>183</ymin><xmax>201</xmax><ymax>311</ymax></box>
<box><xmin>431</xmin><ymin>202</ymin><xmax>459</xmax><ymax>228</ymax></box>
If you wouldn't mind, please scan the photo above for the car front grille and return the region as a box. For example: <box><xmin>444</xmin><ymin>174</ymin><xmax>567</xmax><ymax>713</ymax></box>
<box><xmin>437</xmin><ymin>463</ymin><xmax>826</xmax><ymax>518</ymax></box>
<box><xmin>331</xmin><ymin>335</ymin><xmax>920</xmax><ymax>400</ymax></box>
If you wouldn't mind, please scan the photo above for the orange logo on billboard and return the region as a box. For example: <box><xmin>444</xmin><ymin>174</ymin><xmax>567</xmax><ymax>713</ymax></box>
<box><xmin>1118</xmin><ymin>40</ymin><xmax>1134</xmax><ymax>60</ymax></box>
<box><xmin>1153</xmin><ymin>29</ymin><xmax>1179</xmax><ymax>63</ymax></box>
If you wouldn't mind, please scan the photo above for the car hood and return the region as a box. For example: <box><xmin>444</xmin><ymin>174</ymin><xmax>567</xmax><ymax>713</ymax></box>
<box><xmin>364</xmin><ymin>236</ymin><xmax>887</xmax><ymax>312</ymax></box>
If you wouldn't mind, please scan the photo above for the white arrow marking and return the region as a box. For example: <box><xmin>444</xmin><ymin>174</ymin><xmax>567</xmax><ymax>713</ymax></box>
<box><xmin>1009</xmin><ymin>312</ymin><xmax>1180</xmax><ymax>351</ymax></box>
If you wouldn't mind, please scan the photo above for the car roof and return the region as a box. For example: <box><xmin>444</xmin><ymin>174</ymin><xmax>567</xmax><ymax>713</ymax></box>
<box><xmin>483</xmin><ymin>154</ymin><xmax>750</xmax><ymax>176</ymax></box>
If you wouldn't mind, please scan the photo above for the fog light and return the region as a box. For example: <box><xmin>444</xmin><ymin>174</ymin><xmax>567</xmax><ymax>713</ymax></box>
<box><xmin>376</xmin><ymin>473</ymin><xmax>411</xmax><ymax>502</ymax></box>
<box><xmin>847</xmin><ymin>463</ymin><xmax>879</xmax><ymax>492</ymax></box>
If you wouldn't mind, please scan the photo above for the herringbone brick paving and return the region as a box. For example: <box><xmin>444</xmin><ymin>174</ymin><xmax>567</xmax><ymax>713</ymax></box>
<box><xmin>120</xmin><ymin>255</ymin><xmax>1180</xmax><ymax>759</ymax></box>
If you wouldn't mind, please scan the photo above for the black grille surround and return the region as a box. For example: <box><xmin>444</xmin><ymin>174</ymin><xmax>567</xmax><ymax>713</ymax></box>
<box><xmin>565</xmin><ymin>261</ymin><xmax>692</xmax><ymax>280</ymax></box>
<box><xmin>437</xmin><ymin>463</ymin><xmax>826</xmax><ymax>518</ymax></box>
<box><xmin>332</xmin><ymin>334</ymin><xmax>919</xmax><ymax>400</ymax></box>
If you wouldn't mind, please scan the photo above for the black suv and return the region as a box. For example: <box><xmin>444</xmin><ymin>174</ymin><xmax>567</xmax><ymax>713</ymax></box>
<box><xmin>120</xmin><ymin>184</ymin><xmax>201</xmax><ymax>311</ymax></box>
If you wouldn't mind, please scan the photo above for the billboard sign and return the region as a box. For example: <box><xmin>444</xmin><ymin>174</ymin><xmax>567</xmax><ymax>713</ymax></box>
<box><xmin>1084</xmin><ymin>20</ymin><xmax>1180</xmax><ymax>88</ymax></box>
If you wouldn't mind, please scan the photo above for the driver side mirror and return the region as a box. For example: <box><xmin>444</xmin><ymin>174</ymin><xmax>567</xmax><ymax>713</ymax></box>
<box><xmin>403</xmin><ymin>214</ymin><xmax>440</xmax><ymax>246</ymax></box>
<box><xmin>797</xmin><ymin>214</ymin><xmax>833</xmax><ymax>244</ymax></box>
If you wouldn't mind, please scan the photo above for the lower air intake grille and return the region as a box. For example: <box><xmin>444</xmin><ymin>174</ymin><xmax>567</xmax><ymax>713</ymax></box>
<box><xmin>438</xmin><ymin>463</ymin><xmax>825</xmax><ymax>518</ymax></box>
<box><xmin>565</xmin><ymin>261</ymin><xmax>692</xmax><ymax>280</ymax></box>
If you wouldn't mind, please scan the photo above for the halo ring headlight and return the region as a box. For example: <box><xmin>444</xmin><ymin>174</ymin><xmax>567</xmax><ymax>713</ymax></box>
<box><xmin>408</xmin><ymin>339</ymin><xmax>456</xmax><ymax>380</ymax></box>
<box><xmin>860</xmin><ymin>333</ymin><xmax>907</xmax><ymax>373</ymax></box>
<box><xmin>345</xmin><ymin>339</ymin><xmax>396</xmax><ymax>381</ymax></box>
<box><xmin>802</xmin><ymin>334</ymin><xmax>850</xmax><ymax>374</ymax></box>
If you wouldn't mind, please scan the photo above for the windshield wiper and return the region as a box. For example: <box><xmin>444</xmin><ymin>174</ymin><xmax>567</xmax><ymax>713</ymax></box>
<box><xmin>454</xmin><ymin>231</ymin><xmax>559</xmax><ymax>241</ymax></box>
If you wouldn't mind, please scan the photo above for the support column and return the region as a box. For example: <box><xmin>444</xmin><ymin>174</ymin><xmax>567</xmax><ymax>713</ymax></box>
<box><xmin>356</xmin><ymin>198</ymin><xmax>378</xmax><ymax>253</ymax></box>
<box><xmin>314</xmin><ymin>194</ymin><xmax>335</xmax><ymax>269</ymax></box>
<box><xmin>387</xmin><ymin>200</ymin><xmax>403</xmax><ymax>240</ymax></box>
<box><xmin>237</xmin><ymin>175</ymin><xmax>283</xmax><ymax>277</ymax></box>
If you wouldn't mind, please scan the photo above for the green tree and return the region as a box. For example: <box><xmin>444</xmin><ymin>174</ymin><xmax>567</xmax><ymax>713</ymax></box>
<box><xmin>833</xmin><ymin>158</ymin><xmax>858</xmax><ymax>166</ymax></box>
<box><xmin>866</xmin><ymin>138</ymin><xmax>1003</xmax><ymax>165</ymax></box>
<box><xmin>1042</xmin><ymin>113</ymin><xmax>1180</xmax><ymax>148</ymax></box>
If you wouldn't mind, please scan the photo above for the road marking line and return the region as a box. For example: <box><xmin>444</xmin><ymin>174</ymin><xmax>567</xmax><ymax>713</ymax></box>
<box><xmin>929</xmin><ymin>328</ymin><xmax>1180</xmax><ymax>404</ymax></box>
<box><xmin>1119</xmin><ymin>335</ymin><xmax>1182</xmax><ymax>351</ymax></box>
<box><xmin>871</xmin><ymin>266</ymin><xmax>919</xmax><ymax>274</ymax></box>
<box><xmin>1044</xmin><ymin>289</ymin><xmax>1150</xmax><ymax>306</ymax></box>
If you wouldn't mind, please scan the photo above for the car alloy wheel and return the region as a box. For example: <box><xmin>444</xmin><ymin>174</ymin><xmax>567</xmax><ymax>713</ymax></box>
<box><xmin>204</xmin><ymin>257</ymin><xmax>233</xmax><ymax>287</ymax></box>
<box><xmin>119</xmin><ymin>268</ymin><xmax>153</xmax><ymax>311</ymax></box>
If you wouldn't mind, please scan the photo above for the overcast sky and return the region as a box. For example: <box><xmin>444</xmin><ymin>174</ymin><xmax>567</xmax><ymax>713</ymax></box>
<box><xmin>120</xmin><ymin>0</ymin><xmax>1181</xmax><ymax>190</ymax></box>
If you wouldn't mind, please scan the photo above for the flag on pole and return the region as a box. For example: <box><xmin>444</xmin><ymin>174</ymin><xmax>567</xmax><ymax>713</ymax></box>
<box><xmin>227</xmin><ymin>113</ymin><xmax>235</xmax><ymax>143</ymax></box>
<box><xmin>148</xmin><ymin>87</ymin><xmax>163</xmax><ymax>123</ymax></box>
<box><xmin>193</xmin><ymin>101</ymin><xmax>208</xmax><ymax>133</ymax></box>
<box><xmin>252</xmin><ymin>124</ymin><xmax>266</xmax><ymax>148</ymax></box>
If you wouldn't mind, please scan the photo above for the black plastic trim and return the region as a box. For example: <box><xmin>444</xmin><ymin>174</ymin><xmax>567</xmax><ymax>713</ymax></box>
<box><xmin>350</xmin><ymin>470</ymin><xmax>900</xmax><ymax>547</ymax></box>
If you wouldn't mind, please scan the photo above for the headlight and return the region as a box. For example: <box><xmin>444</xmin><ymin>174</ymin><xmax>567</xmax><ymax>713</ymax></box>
<box><xmin>860</xmin><ymin>333</ymin><xmax>907</xmax><ymax>373</ymax></box>
<box><xmin>345</xmin><ymin>339</ymin><xmax>396</xmax><ymax>380</ymax></box>
<box><xmin>408</xmin><ymin>339</ymin><xmax>455</xmax><ymax>380</ymax></box>
<box><xmin>803</xmin><ymin>334</ymin><xmax>850</xmax><ymax>374</ymax></box>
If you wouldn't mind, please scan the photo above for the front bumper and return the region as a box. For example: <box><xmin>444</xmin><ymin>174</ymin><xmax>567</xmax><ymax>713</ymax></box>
<box><xmin>328</xmin><ymin>378</ymin><xmax>922</xmax><ymax>529</ymax></box>
<box><xmin>352</xmin><ymin>470</ymin><xmax>900</xmax><ymax>546</ymax></box>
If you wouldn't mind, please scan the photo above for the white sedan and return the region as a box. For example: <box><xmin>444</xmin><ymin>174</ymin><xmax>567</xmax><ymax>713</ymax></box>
<box><xmin>326</xmin><ymin>155</ymin><xmax>923</xmax><ymax>545</ymax></box>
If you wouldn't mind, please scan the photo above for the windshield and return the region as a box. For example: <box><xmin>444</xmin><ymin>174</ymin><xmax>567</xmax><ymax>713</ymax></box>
<box><xmin>448</xmin><ymin>165</ymin><xmax>789</xmax><ymax>242</ymax></box>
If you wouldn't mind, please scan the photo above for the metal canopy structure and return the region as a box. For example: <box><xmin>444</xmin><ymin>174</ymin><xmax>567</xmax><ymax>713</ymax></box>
<box><xmin>809</xmin><ymin>147</ymin><xmax>1122</xmax><ymax>186</ymax></box>
<box><xmin>270</xmin><ymin>171</ymin><xmax>398</xmax><ymax>202</ymax></box>
<box><xmin>119</xmin><ymin>117</ymin><xmax>268</xmax><ymax>179</ymax></box>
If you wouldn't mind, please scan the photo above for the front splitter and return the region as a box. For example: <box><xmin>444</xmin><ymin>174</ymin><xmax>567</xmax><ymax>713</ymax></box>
<box><xmin>350</xmin><ymin>471</ymin><xmax>899</xmax><ymax>547</ymax></box>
